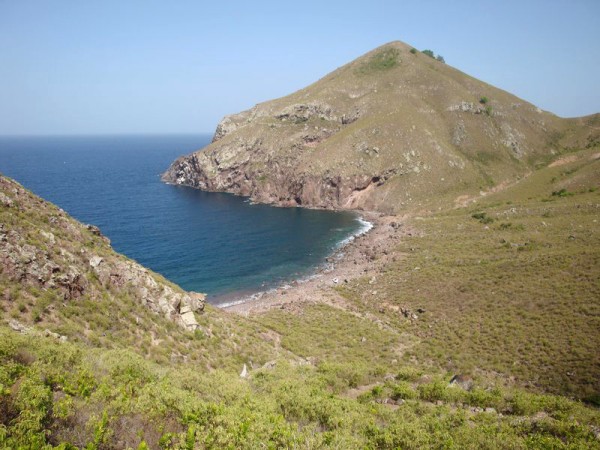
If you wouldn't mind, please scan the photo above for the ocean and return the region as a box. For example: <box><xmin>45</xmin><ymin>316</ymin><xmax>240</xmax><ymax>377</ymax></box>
<box><xmin>0</xmin><ymin>134</ymin><xmax>365</xmax><ymax>304</ymax></box>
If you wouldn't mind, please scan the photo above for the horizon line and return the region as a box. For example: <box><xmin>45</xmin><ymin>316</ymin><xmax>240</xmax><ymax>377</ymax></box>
<box><xmin>0</xmin><ymin>131</ymin><xmax>214</xmax><ymax>138</ymax></box>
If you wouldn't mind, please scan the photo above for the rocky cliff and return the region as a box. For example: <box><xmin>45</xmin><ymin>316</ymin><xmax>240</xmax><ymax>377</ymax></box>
<box><xmin>163</xmin><ymin>41</ymin><xmax>599</xmax><ymax>213</ymax></box>
<box><xmin>0</xmin><ymin>175</ymin><xmax>205</xmax><ymax>332</ymax></box>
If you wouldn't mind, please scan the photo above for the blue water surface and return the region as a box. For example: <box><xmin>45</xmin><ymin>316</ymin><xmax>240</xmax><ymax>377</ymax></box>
<box><xmin>0</xmin><ymin>134</ymin><xmax>362</xmax><ymax>304</ymax></box>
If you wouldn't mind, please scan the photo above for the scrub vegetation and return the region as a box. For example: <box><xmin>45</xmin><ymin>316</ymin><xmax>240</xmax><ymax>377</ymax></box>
<box><xmin>1</xmin><ymin>37</ymin><xmax>600</xmax><ymax>446</ymax></box>
<box><xmin>1</xmin><ymin>144</ymin><xmax>599</xmax><ymax>448</ymax></box>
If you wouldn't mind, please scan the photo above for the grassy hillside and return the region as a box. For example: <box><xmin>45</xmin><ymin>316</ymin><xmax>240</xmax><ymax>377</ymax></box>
<box><xmin>2</xmin><ymin>327</ymin><xmax>600</xmax><ymax>449</ymax></box>
<box><xmin>331</xmin><ymin>147</ymin><xmax>600</xmax><ymax>402</ymax></box>
<box><xmin>163</xmin><ymin>41</ymin><xmax>599</xmax><ymax>213</ymax></box>
<box><xmin>2</xmin><ymin>145</ymin><xmax>600</xmax><ymax>447</ymax></box>
<box><xmin>0</xmin><ymin>175</ymin><xmax>285</xmax><ymax>371</ymax></box>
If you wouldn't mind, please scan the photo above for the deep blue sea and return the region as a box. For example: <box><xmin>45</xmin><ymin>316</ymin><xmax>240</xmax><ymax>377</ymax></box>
<box><xmin>0</xmin><ymin>134</ymin><xmax>365</xmax><ymax>305</ymax></box>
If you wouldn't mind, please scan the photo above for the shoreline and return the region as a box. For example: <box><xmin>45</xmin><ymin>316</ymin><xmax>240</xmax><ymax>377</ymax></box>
<box><xmin>212</xmin><ymin>212</ymin><xmax>375</xmax><ymax>309</ymax></box>
<box><xmin>222</xmin><ymin>210</ymin><xmax>412</xmax><ymax>316</ymax></box>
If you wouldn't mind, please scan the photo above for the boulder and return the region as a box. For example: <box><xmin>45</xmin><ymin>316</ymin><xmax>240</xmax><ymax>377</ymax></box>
<box><xmin>179</xmin><ymin>311</ymin><xmax>199</xmax><ymax>331</ymax></box>
<box><xmin>89</xmin><ymin>255</ymin><xmax>103</xmax><ymax>268</ymax></box>
<box><xmin>0</xmin><ymin>192</ymin><xmax>13</xmax><ymax>207</ymax></box>
<box><xmin>448</xmin><ymin>374</ymin><xmax>474</xmax><ymax>391</ymax></box>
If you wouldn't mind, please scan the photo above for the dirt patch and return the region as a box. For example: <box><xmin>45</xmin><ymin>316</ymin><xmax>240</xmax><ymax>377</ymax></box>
<box><xmin>549</xmin><ymin>155</ymin><xmax>579</xmax><ymax>167</ymax></box>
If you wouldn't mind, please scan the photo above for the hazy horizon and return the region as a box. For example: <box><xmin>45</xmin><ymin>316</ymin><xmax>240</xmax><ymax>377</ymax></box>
<box><xmin>1</xmin><ymin>0</ymin><xmax>599</xmax><ymax>136</ymax></box>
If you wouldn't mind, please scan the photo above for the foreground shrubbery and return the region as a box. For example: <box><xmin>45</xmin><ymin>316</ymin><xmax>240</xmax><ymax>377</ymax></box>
<box><xmin>1</xmin><ymin>329</ymin><xmax>599</xmax><ymax>449</ymax></box>
<box><xmin>1</xmin><ymin>149</ymin><xmax>598</xmax><ymax>448</ymax></box>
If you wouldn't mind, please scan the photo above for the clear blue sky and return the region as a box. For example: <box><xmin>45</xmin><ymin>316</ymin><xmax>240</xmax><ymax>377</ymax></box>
<box><xmin>1</xmin><ymin>0</ymin><xmax>599</xmax><ymax>135</ymax></box>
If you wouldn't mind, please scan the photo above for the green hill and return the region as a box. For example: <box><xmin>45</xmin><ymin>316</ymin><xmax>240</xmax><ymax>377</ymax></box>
<box><xmin>3</xmin><ymin>149</ymin><xmax>600</xmax><ymax>447</ymax></box>
<box><xmin>162</xmin><ymin>41</ymin><xmax>599</xmax><ymax>214</ymax></box>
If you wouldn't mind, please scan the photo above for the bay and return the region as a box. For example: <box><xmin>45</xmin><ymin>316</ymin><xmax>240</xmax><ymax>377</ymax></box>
<box><xmin>0</xmin><ymin>134</ymin><xmax>364</xmax><ymax>304</ymax></box>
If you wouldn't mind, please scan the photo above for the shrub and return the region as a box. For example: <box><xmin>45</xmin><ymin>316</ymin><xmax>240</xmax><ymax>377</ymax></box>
<box><xmin>357</xmin><ymin>48</ymin><xmax>401</xmax><ymax>74</ymax></box>
<box><xmin>396</xmin><ymin>366</ymin><xmax>421</xmax><ymax>382</ymax></box>
<box><xmin>391</xmin><ymin>382</ymin><xmax>418</xmax><ymax>400</ymax></box>
<box><xmin>418</xmin><ymin>380</ymin><xmax>465</xmax><ymax>402</ymax></box>
<box><xmin>422</xmin><ymin>49</ymin><xmax>435</xmax><ymax>58</ymax></box>
<box><xmin>499</xmin><ymin>222</ymin><xmax>523</xmax><ymax>230</ymax></box>
<box><xmin>467</xmin><ymin>388</ymin><xmax>503</xmax><ymax>408</ymax></box>
<box><xmin>471</xmin><ymin>212</ymin><xmax>494</xmax><ymax>224</ymax></box>
<box><xmin>436</xmin><ymin>55</ymin><xmax>445</xmax><ymax>63</ymax></box>
<box><xmin>410</xmin><ymin>48</ymin><xmax>417</xmax><ymax>54</ymax></box>
<box><xmin>551</xmin><ymin>188</ymin><xmax>572</xmax><ymax>197</ymax></box>
<box><xmin>479</xmin><ymin>97</ymin><xmax>489</xmax><ymax>104</ymax></box>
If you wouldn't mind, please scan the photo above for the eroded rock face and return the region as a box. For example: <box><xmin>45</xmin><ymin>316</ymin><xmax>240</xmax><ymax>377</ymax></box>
<box><xmin>0</xmin><ymin>176</ymin><xmax>206</xmax><ymax>332</ymax></box>
<box><xmin>163</xmin><ymin>154</ymin><xmax>392</xmax><ymax>211</ymax></box>
<box><xmin>275</xmin><ymin>102</ymin><xmax>336</xmax><ymax>123</ymax></box>
<box><xmin>88</xmin><ymin>255</ymin><xmax>206</xmax><ymax>331</ymax></box>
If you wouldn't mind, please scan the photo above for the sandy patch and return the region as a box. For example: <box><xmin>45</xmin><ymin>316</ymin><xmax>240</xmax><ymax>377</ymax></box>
<box><xmin>549</xmin><ymin>155</ymin><xmax>579</xmax><ymax>167</ymax></box>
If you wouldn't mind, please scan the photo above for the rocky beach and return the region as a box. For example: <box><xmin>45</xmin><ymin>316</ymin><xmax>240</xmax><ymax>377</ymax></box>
<box><xmin>224</xmin><ymin>211</ymin><xmax>415</xmax><ymax>315</ymax></box>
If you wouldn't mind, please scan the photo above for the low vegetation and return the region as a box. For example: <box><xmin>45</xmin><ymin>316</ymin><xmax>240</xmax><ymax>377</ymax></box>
<box><xmin>2</xmin><ymin>327</ymin><xmax>599</xmax><ymax>449</ymax></box>
<box><xmin>422</xmin><ymin>49</ymin><xmax>445</xmax><ymax>63</ymax></box>
<box><xmin>1</xmin><ymin>119</ymin><xmax>599</xmax><ymax>446</ymax></box>
<box><xmin>356</xmin><ymin>47</ymin><xmax>401</xmax><ymax>74</ymax></box>
<box><xmin>338</xmin><ymin>149</ymin><xmax>600</xmax><ymax>403</ymax></box>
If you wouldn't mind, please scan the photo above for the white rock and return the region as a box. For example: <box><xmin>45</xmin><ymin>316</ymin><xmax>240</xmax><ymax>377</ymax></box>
<box><xmin>89</xmin><ymin>256</ymin><xmax>103</xmax><ymax>268</ymax></box>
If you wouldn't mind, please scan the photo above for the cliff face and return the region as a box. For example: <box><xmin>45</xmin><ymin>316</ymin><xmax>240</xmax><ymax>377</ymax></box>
<box><xmin>163</xmin><ymin>41</ymin><xmax>599</xmax><ymax>213</ymax></box>
<box><xmin>0</xmin><ymin>175</ymin><xmax>205</xmax><ymax>332</ymax></box>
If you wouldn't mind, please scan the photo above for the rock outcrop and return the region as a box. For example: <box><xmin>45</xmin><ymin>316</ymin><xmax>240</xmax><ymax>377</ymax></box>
<box><xmin>86</xmin><ymin>254</ymin><xmax>205</xmax><ymax>331</ymax></box>
<box><xmin>0</xmin><ymin>176</ymin><xmax>205</xmax><ymax>332</ymax></box>
<box><xmin>163</xmin><ymin>41</ymin><xmax>599</xmax><ymax>213</ymax></box>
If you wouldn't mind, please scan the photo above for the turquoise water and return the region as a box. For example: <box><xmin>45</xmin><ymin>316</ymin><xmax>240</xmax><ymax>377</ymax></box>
<box><xmin>0</xmin><ymin>134</ymin><xmax>364</xmax><ymax>304</ymax></box>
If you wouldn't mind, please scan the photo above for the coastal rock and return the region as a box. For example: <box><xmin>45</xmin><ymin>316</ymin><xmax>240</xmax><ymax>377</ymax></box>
<box><xmin>213</xmin><ymin>115</ymin><xmax>242</xmax><ymax>142</ymax></box>
<box><xmin>275</xmin><ymin>102</ymin><xmax>336</xmax><ymax>123</ymax></box>
<box><xmin>86</xmin><ymin>224</ymin><xmax>103</xmax><ymax>236</ymax></box>
<box><xmin>89</xmin><ymin>255</ymin><xmax>103</xmax><ymax>268</ymax></box>
<box><xmin>90</xmin><ymin>258</ymin><xmax>206</xmax><ymax>332</ymax></box>
<box><xmin>0</xmin><ymin>192</ymin><xmax>13</xmax><ymax>207</ymax></box>
<box><xmin>8</xmin><ymin>319</ymin><xmax>31</xmax><ymax>333</ymax></box>
<box><xmin>0</xmin><ymin>175</ymin><xmax>206</xmax><ymax>333</ymax></box>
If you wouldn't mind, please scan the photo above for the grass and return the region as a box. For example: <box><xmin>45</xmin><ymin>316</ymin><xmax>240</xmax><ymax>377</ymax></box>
<box><xmin>337</xmin><ymin>155</ymin><xmax>600</xmax><ymax>402</ymax></box>
<box><xmin>356</xmin><ymin>47</ymin><xmax>401</xmax><ymax>74</ymax></box>
<box><xmin>1</xmin><ymin>146</ymin><xmax>599</xmax><ymax>446</ymax></box>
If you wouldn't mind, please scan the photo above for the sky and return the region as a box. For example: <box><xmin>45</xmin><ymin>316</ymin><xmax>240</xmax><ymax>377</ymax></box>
<box><xmin>0</xmin><ymin>0</ymin><xmax>599</xmax><ymax>135</ymax></box>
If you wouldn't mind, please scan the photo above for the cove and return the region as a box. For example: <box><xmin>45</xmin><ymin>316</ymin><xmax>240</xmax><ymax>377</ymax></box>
<box><xmin>0</xmin><ymin>134</ymin><xmax>363</xmax><ymax>304</ymax></box>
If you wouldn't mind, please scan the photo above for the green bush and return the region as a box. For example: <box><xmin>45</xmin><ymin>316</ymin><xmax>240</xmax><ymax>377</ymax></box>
<box><xmin>471</xmin><ymin>212</ymin><xmax>494</xmax><ymax>224</ymax></box>
<box><xmin>551</xmin><ymin>188</ymin><xmax>572</xmax><ymax>197</ymax></box>
<box><xmin>391</xmin><ymin>381</ymin><xmax>418</xmax><ymax>400</ymax></box>
<box><xmin>357</xmin><ymin>48</ymin><xmax>401</xmax><ymax>74</ymax></box>
<box><xmin>418</xmin><ymin>380</ymin><xmax>465</xmax><ymax>403</ymax></box>
<box><xmin>467</xmin><ymin>388</ymin><xmax>503</xmax><ymax>408</ymax></box>
<box><xmin>396</xmin><ymin>366</ymin><xmax>422</xmax><ymax>382</ymax></box>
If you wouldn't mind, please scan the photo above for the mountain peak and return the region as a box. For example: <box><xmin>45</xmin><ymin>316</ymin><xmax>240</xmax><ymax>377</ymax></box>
<box><xmin>163</xmin><ymin>42</ymin><xmax>596</xmax><ymax>213</ymax></box>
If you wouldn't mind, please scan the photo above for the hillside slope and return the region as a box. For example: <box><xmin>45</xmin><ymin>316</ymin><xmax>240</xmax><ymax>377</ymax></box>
<box><xmin>162</xmin><ymin>41</ymin><xmax>599</xmax><ymax>213</ymax></box>
<box><xmin>0</xmin><ymin>175</ymin><xmax>283</xmax><ymax>370</ymax></box>
<box><xmin>1</xmin><ymin>162</ymin><xmax>600</xmax><ymax>447</ymax></box>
